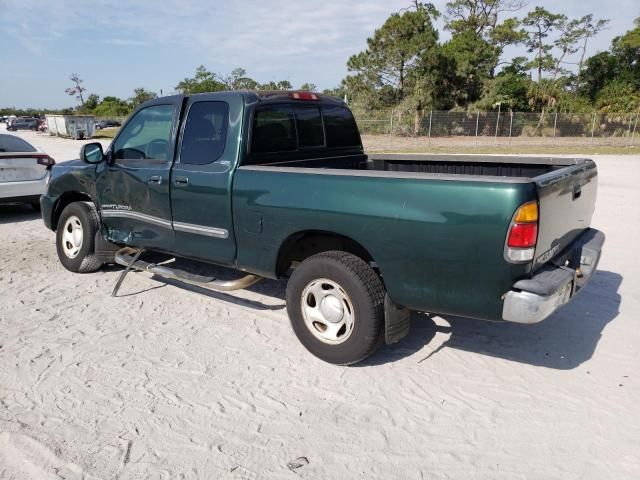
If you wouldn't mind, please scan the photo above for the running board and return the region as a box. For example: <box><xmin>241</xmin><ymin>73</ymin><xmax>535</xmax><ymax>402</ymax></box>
<box><xmin>112</xmin><ymin>247</ymin><xmax>263</xmax><ymax>296</ymax></box>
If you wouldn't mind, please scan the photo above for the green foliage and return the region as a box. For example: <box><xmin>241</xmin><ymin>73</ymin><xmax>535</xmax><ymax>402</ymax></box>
<box><xmin>0</xmin><ymin>107</ymin><xmax>56</xmax><ymax>117</ymax></box>
<box><xmin>175</xmin><ymin>65</ymin><xmax>294</xmax><ymax>93</ymax></box>
<box><xmin>555</xmin><ymin>92</ymin><xmax>594</xmax><ymax>114</ymax></box>
<box><xmin>223</xmin><ymin>68</ymin><xmax>259</xmax><ymax>90</ymax></box>
<box><xmin>260</xmin><ymin>80</ymin><xmax>292</xmax><ymax>91</ymax></box>
<box><xmin>442</xmin><ymin>31</ymin><xmax>496</xmax><ymax>107</ymax></box>
<box><xmin>79</xmin><ymin>94</ymin><xmax>99</xmax><ymax>113</ymax></box>
<box><xmin>596</xmin><ymin>81</ymin><xmax>640</xmax><ymax>112</ymax></box>
<box><xmin>346</xmin><ymin>3</ymin><xmax>440</xmax><ymax>102</ymax></box>
<box><xmin>175</xmin><ymin>65</ymin><xmax>226</xmax><ymax>94</ymax></box>
<box><xmin>130</xmin><ymin>88</ymin><xmax>157</xmax><ymax>108</ymax></box>
<box><xmin>580</xmin><ymin>16</ymin><xmax>640</xmax><ymax>110</ymax></box>
<box><xmin>476</xmin><ymin>70</ymin><xmax>531</xmax><ymax>111</ymax></box>
<box><xmin>93</xmin><ymin>96</ymin><xmax>131</xmax><ymax>117</ymax></box>
<box><xmin>522</xmin><ymin>7</ymin><xmax>566</xmax><ymax>82</ymax></box>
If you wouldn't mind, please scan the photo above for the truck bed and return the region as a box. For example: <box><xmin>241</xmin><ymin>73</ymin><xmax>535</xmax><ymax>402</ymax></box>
<box><xmin>237</xmin><ymin>152</ymin><xmax>598</xmax><ymax>316</ymax></box>
<box><xmin>249</xmin><ymin>153</ymin><xmax>583</xmax><ymax>180</ymax></box>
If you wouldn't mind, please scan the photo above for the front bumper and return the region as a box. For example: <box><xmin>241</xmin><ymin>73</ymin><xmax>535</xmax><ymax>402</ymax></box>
<box><xmin>40</xmin><ymin>193</ymin><xmax>56</xmax><ymax>230</ymax></box>
<box><xmin>502</xmin><ymin>228</ymin><xmax>605</xmax><ymax>324</ymax></box>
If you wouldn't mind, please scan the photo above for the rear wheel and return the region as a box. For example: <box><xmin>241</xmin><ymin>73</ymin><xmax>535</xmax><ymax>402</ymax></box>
<box><xmin>56</xmin><ymin>202</ymin><xmax>103</xmax><ymax>273</ymax></box>
<box><xmin>286</xmin><ymin>251</ymin><xmax>385</xmax><ymax>365</ymax></box>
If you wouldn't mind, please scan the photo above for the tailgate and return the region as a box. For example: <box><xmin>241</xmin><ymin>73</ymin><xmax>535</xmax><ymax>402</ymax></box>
<box><xmin>533</xmin><ymin>159</ymin><xmax>598</xmax><ymax>270</ymax></box>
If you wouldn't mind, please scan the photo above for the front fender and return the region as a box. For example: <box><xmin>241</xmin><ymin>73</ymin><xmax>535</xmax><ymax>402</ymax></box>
<box><xmin>42</xmin><ymin>160</ymin><xmax>98</xmax><ymax>230</ymax></box>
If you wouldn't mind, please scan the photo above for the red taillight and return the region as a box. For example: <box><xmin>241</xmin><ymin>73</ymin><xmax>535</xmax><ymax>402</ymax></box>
<box><xmin>505</xmin><ymin>201</ymin><xmax>539</xmax><ymax>262</ymax></box>
<box><xmin>507</xmin><ymin>223</ymin><xmax>538</xmax><ymax>248</ymax></box>
<box><xmin>289</xmin><ymin>91</ymin><xmax>319</xmax><ymax>101</ymax></box>
<box><xmin>35</xmin><ymin>154</ymin><xmax>55</xmax><ymax>167</ymax></box>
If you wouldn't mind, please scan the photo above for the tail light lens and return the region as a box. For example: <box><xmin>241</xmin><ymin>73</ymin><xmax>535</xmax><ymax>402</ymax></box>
<box><xmin>35</xmin><ymin>154</ymin><xmax>56</xmax><ymax>167</ymax></box>
<box><xmin>505</xmin><ymin>201</ymin><xmax>538</xmax><ymax>262</ymax></box>
<box><xmin>507</xmin><ymin>223</ymin><xmax>538</xmax><ymax>248</ymax></box>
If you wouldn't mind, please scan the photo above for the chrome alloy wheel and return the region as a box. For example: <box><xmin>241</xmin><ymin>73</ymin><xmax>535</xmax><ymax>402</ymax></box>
<box><xmin>300</xmin><ymin>278</ymin><xmax>355</xmax><ymax>345</ymax></box>
<box><xmin>61</xmin><ymin>215</ymin><xmax>83</xmax><ymax>259</ymax></box>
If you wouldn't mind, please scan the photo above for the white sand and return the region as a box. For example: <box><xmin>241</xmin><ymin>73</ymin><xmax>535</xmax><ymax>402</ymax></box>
<box><xmin>1</xmin><ymin>131</ymin><xmax>638</xmax><ymax>479</ymax></box>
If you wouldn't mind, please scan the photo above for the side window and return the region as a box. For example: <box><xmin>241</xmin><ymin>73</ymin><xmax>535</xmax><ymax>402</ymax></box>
<box><xmin>113</xmin><ymin>105</ymin><xmax>174</xmax><ymax>161</ymax></box>
<box><xmin>294</xmin><ymin>106</ymin><xmax>324</xmax><ymax>148</ymax></box>
<box><xmin>180</xmin><ymin>101</ymin><xmax>229</xmax><ymax>165</ymax></box>
<box><xmin>322</xmin><ymin>106</ymin><xmax>361</xmax><ymax>148</ymax></box>
<box><xmin>251</xmin><ymin>106</ymin><xmax>296</xmax><ymax>154</ymax></box>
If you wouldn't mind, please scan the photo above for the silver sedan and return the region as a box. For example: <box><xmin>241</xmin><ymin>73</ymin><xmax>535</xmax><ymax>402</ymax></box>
<box><xmin>0</xmin><ymin>134</ymin><xmax>55</xmax><ymax>209</ymax></box>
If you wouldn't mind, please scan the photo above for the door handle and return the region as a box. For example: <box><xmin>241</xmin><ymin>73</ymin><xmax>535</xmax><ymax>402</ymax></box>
<box><xmin>148</xmin><ymin>175</ymin><xmax>163</xmax><ymax>184</ymax></box>
<box><xmin>175</xmin><ymin>176</ymin><xmax>189</xmax><ymax>186</ymax></box>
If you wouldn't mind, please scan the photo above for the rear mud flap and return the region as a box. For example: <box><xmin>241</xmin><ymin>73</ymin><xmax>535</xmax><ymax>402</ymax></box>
<box><xmin>384</xmin><ymin>294</ymin><xmax>411</xmax><ymax>344</ymax></box>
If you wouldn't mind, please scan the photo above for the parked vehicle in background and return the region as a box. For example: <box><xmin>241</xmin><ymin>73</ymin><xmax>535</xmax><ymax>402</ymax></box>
<box><xmin>38</xmin><ymin>119</ymin><xmax>48</xmax><ymax>133</ymax></box>
<box><xmin>41</xmin><ymin>91</ymin><xmax>604</xmax><ymax>365</ymax></box>
<box><xmin>95</xmin><ymin>120</ymin><xmax>122</xmax><ymax>130</ymax></box>
<box><xmin>6</xmin><ymin>117</ymin><xmax>39</xmax><ymax>131</ymax></box>
<box><xmin>0</xmin><ymin>133</ymin><xmax>55</xmax><ymax>208</ymax></box>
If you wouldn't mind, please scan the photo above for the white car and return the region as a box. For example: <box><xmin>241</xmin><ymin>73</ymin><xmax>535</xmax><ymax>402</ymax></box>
<box><xmin>0</xmin><ymin>134</ymin><xmax>55</xmax><ymax>209</ymax></box>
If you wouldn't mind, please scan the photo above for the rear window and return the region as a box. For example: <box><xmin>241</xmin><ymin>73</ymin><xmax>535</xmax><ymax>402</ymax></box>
<box><xmin>0</xmin><ymin>135</ymin><xmax>36</xmax><ymax>152</ymax></box>
<box><xmin>251</xmin><ymin>106</ymin><xmax>296</xmax><ymax>154</ymax></box>
<box><xmin>294</xmin><ymin>106</ymin><xmax>324</xmax><ymax>148</ymax></box>
<box><xmin>249</xmin><ymin>103</ymin><xmax>361</xmax><ymax>159</ymax></box>
<box><xmin>323</xmin><ymin>106</ymin><xmax>360</xmax><ymax>148</ymax></box>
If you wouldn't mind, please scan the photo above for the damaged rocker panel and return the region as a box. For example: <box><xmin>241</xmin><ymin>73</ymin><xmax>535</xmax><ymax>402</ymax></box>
<box><xmin>100</xmin><ymin>209</ymin><xmax>229</xmax><ymax>239</ymax></box>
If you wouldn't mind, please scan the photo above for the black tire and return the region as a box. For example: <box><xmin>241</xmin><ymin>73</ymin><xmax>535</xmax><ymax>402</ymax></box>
<box><xmin>286</xmin><ymin>251</ymin><xmax>385</xmax><ymax>365</ymax></box>
<box><xmin>56</xmin><ymin>201</ymin><xmax>103</xmax><ymax>273</ymax></box>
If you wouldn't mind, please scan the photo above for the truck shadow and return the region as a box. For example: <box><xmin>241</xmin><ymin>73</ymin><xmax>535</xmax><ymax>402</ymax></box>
<box><xmin>365</xmin><ymin>270</ymin><xmax>622</xmax><ymax>369</ymax></box>
<box><xmin>0</xmin><ymin>204</ymin><xmax>41</xmax><ymax>224</ymax></box>
<box><xmin>112</xmin><ymin>253</ymin><xmax>621</xmax><ymax>369</ymax></box>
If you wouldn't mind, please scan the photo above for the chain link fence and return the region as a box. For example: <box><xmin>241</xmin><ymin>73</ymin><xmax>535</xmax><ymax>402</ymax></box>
<box><xmin>354</xmin><ymin>110</ymin><xmax>640</xmax><ymax>150</ymax></box>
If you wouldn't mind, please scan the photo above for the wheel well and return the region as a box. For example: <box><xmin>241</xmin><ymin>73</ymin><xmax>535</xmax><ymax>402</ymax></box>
<box><xmin>51</xmin><ymin>192</ymin><xmax>93</xmax><ymax>231</ymax></box>
<box><xmin>276</xmin><ymin>231</ymin><xmax>374</xmax><ymax>277</ymax></box>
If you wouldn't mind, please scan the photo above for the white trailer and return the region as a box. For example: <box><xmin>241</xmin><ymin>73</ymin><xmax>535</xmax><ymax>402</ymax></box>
<box><xmin>46</xmin><ymin>115</ymin><xmax>96</xmax><ymax>140</ymax></box>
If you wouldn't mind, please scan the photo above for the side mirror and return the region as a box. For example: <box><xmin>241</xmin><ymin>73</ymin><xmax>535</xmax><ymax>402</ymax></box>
<box><xmin>80</xmin><ymin>142</ymin><xmax>104</xmax><ymax>164</ymax></box>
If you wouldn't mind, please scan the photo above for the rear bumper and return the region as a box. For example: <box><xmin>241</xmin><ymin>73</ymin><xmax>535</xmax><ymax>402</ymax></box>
<box><xmin>502</xmin><ymin>228</ymin><xmax>605</xmax><ymax>324</ymax></box>
<box><xmin>0</xmin><ymin>174</ymin><xmax>49</xmax><ymax>200</ymax></box>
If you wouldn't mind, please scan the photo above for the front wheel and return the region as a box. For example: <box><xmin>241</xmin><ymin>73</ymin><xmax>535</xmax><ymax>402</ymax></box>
<box><xmin>56</xmin><ymin>201</ymin><xmax>103</xmax><ymax>273</ymax></box>
<box><xmin>286</xmin><ymin>251</ymin><xmax>385</xmax><ymax>365</ymax></box>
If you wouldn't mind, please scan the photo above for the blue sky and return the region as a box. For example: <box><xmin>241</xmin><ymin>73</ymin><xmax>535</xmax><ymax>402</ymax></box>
<box><xmin>0</xmin><ymin>0</ymin><xmax>638</xmax><ymax>109</ymax></box>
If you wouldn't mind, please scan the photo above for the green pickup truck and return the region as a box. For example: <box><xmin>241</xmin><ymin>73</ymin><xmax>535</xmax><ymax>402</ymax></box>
<box><xmin>41</xmin><ymin>91</ymin><xmax>604</xmax><ymax>364</ymax></box>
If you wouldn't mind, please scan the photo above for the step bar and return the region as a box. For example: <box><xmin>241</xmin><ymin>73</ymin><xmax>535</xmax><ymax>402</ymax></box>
<box><xmin>112</xmin><ymin>247</ymin><xmax>263</xmax><ymax>296</ymax></box>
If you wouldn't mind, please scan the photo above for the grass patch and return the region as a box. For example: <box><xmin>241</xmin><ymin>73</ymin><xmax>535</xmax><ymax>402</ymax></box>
<box><xmin>92</xmin><ymin>127</ymin><xmax>119</xmax><ymax>139</ymax></box>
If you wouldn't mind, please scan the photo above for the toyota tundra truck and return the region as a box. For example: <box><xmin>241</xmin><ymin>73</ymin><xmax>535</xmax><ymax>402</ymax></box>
<box><xmin>40</xmin><ymin>91</ymin><xmax>604</xmax><ymax>364</ymax></box>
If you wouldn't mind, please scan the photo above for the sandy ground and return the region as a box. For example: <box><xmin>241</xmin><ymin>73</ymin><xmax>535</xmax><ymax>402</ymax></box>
<box><xmin>0</xmin><ymin>130</ymin><xmax>639</xmax><ymax>479</ymax></box>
